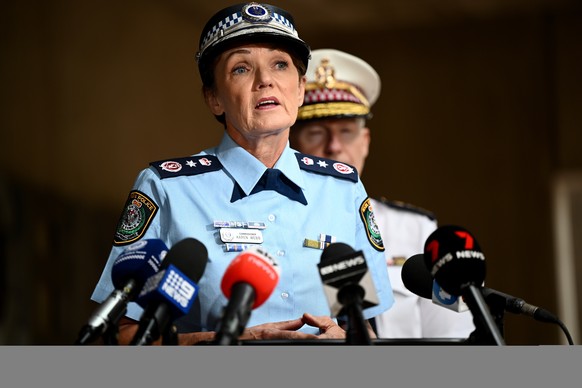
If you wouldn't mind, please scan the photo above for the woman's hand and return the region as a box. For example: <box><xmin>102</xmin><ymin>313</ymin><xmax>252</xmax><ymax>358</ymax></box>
<box><xmin>239</xmin><ymin>317</ymin><xmax>318</xmax><ymax>341</ymax></box>
<box><xmin>301</xmin><ymin>313</ymin><xmax>346</xmax><ymax>339</ymax></box>
<box><xmin>237</xmin><ymin>313</ymin><xmax>350</xmax><ymax>341</ymax></box>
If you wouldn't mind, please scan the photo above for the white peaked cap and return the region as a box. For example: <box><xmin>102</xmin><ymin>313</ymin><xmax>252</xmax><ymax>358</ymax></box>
<box><xmin>297</xmin><ymin>48</ymin><xmax>381</xmax><ymax>121</ymax></box>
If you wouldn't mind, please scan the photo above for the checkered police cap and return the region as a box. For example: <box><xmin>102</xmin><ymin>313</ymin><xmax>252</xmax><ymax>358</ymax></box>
<box><xmin>297</xmin><ymin>49</ymin><xmax>381</xmax><ymax>122</ymax></box>
<box><xmin>196</xmin><ymin>2</ymin><xmax>310</xmax><ymax>84</ymax></box>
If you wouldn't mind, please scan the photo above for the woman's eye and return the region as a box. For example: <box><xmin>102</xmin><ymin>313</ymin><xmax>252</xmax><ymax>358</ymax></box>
<box><xmin>275</xmin><ymin>60</ymin><xmax>289</xmax><ymax>70</ymax></box>
<box><xmin>232</xmin><ymin>66</ymin><xmax>248</xmax><ymax>75</ymax></box>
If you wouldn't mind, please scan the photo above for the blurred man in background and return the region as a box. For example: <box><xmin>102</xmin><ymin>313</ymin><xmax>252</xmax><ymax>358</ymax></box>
<box><xmin>290</xmin><ymin>48</ymin><xmax>475</xmax><ymax>338</ymax></box>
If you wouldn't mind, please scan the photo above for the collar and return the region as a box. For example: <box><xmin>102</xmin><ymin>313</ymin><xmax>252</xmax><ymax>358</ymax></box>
<box><xmin>215</xmin><ymin>132</ymin><xmax>306</xmax><ymax>197</ymax></box>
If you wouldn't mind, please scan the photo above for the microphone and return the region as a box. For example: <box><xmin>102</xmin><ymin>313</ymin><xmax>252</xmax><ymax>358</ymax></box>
<box><xmin>318</xmin><ymin>242</ymin><xmax>378</xmax><ymax>345</ymax></box>
<box><xmin>75</xmin><ymin>239</ymin><xmax>167</xmax><ymax>345</ymax></box>
<box><xmin>213</xmin><ymin>246</ymin><xmax>280</xmax><ymax>345</ymax></box>
<box><xmin>482</xmin><ymin>287</ymin><xmax>573</xmax><ymax>345</ymax></box>
<box><xmin>402</xmin><ymin>253</ymin><xmax>557</xmax><ymax>322</ymax></box>
<box><xmin>402</xmin><ymin>253</ymin><xmax>469</xmax><ymax>313</ymax></box>
<box><xmin>400</xmin><ymin>254</ymin><xmax>432</xmax><ymax>299</ymax></box>
<box><xmin>424</xmin><ymin>225</ymin><xmax>505</xmax><ymax>345</ymax></box>
<box><xmin>130</xmin><ymin>238</ymin><xmax>208</xmax><ymax>346</ymax></box>
<box><xmin>481</xmin><ymin>288</ymin><xmax>559</xmax><ymax>324</ymax></box>
<box><xmin>423</xmin><ymin>225</ymin><xmax>486</xmax><ymax>296</ymax></box>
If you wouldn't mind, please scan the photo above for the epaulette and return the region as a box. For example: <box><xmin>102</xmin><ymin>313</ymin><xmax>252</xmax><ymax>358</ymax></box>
<box><xmin>376</xmin><ymin>197</ymin><xmax>437</xmax><ymax>221</ymax></box>
<box><xmin>294</xmin><ymin>152</ymin><xmax>358</xmax><ymax>183</ymax></box>
<box><xmin>149</xmin><ymin>155</ymin><xmax>222</xmax><ymax>179</ymax></box>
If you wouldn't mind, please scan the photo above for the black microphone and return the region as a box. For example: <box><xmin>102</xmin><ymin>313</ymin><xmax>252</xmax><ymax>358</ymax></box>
<box><xmin>75</xmin><ymin>239</ymin><xmax>167</xmax><ymax>345</ymax></box>
<box><xmin>402</xmin><ymin>253</ymin><xmax>471</xmax><ymax>313</ymax></box>
<box><xmin>401</xmin><ymin>253</ymin><xmax>432</xmax><ymax>299</ymax></box>
<box><xmin>480</xmin><ymin>288</ymin><xmax>559</xmax><ymax>324</ymax></box>
<box><xmin>130</xmin><ymin>238</ymin><xmax>208</xmax><ymax>346</ymax></box>
<box><xmin>482</xmin><ymin>288</ymin><xmax>574</xmax><ymax>345</ymax></box>
<box><xmin>318</xmin><ymin>242</ymin><xmax>378</xmax><ymax>345</ymax></box>
<box><xmin>423</xmin><ymin>225</ymin><xmax>486</xmax><ymax>296</ymax></box>
<box><xmin>424</xmin><ymin>225</ymin><xmax>505</xmax><ymax>345</ymax></box>
<box><xmin>402</xmin><ymin>253</ymin><xmax>559</xmax><ymax>323</ymax></box>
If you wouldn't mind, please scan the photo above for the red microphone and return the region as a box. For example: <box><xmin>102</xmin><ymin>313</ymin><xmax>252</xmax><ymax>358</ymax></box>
<box><xmin>214</xmin><ymin>247</ymin><xmax>280</xmax><ymax>345</ymax></box>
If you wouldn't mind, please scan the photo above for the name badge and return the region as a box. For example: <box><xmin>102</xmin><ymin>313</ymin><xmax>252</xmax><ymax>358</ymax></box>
<box><xmin>220</xmin><ymin>228</ymin><xmax>264</xmax><ymax>244</ymax></box>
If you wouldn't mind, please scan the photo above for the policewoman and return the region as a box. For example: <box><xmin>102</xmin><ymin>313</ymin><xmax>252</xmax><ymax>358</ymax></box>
<box><xmin>290</xmin><ymin>49</ymin><xmax>475</xmax><ymax>338</ymax></box>
<box><xmin>90</xmin><ymin>3</ymin><xmax>393</xmax><ymax>345</ymax></box>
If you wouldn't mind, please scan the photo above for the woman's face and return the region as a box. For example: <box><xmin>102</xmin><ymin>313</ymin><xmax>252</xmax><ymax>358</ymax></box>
<box><xmin>205</xmin><ymin>43</ymin><xmax>306</xmax><ymax>141</ymax></box>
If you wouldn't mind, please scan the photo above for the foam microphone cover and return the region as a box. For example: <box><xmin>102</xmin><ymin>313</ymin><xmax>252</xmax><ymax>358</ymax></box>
<box><xmin>163</xmin><ymin>238</ymin><xmax>208</xmax><ymax>282</ymax></box>
<box><xmin>401</xmin><ymin>253</ymin><xmax>433</xmax><ymax>300</ymax></box>
<box><xmin>135</xmin><ymin>237</ymin><xmax>208</xmax><ymax>310</ymax></box>
<box><xmin>111</xmin><ymin>239</ymin><xmax>167</xmax><ymax>291</ymax></box>
<box><xmin>220</xmin><ymin>247</ymin><xmax>280</xmax><ymax>309</ymax></box>
<box><xmin>423</xmin><ymin>225</ymin><xmax>486</xmax><ymax>295</ymax></box>
<box><xmin>320</xmin><ymin>242</ymin><xmax>355</xmax><ymax>263</ymax></box>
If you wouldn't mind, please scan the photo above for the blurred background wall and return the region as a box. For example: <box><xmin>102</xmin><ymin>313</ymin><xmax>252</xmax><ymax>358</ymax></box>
<box><xmin>1</xmin><ymin>0</ymin><xmax>581</xmax><ymax>345</ymax></box>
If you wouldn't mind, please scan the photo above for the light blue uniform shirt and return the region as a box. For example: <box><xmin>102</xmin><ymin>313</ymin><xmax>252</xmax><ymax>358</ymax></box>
<box><xmin>91</xmin><ymin>132</ymin><xmax>393</xmax><ymax>334</ymax></box>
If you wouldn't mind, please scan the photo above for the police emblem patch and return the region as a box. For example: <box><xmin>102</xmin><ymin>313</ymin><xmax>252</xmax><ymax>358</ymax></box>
<box><xmin>242</xmin><ymin>3</ymin><xmax>271</xmax><ymax>23</ymax></box>
<box><xmin>359</xmin><ymin>197</ymin><xmax>384</xmax><ymax>252</ymax></box>
<box><xmin>113</xmin><ymin>190</ymin><xmax>158</xmax><ymax>246</ymax></box>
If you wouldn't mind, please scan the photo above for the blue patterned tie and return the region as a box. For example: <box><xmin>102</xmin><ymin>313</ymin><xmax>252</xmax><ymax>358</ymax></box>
<box><xmin>230</xmin><ymin>168</ymin><xmax>307</xmax><ymax>205</ymax></box>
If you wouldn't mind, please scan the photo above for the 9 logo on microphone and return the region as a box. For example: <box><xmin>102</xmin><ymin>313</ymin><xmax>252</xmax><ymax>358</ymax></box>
<box><xmin>161</xmin><ymin>265</ymin><xmax>199</xmax><ymax>311</ymax></box>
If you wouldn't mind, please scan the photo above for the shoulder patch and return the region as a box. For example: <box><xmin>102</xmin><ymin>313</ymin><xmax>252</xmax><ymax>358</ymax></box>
<box><xmin>376</xmin><ymin>197</ymin><xmax>437</xmax><ymax>221</ymax></box>
<box><xmin>113</xmin><ymin>190</ymin><xmax>158</xmax><ymax>246</ymax></box>
<box><xmin>150</xmin><ymin>155</ymin><xmax>222</xmax><ymax>179</ymax></box>
<box><xmin>294</xmin><ymin>152</ymin><xmax>358</xmax><ymax>183</ymax></box>
<box><xmin>360</xmin><ymin>197</ymin><xmax>385</xmax><ymax>252</ymax></box>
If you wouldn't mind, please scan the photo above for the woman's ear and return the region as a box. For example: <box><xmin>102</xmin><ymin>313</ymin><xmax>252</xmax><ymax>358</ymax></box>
<box><xmin>204</xmin><ymin>87</ymin><xmax>224</xmax><ymax>116</ymax></box>
<box><xmin>297</xmin><ymin>75</ymin><xmax>306</xmax><ymax>107</ymax></box>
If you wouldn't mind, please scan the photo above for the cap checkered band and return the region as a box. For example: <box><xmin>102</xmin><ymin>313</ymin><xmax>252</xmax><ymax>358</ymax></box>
<box><xmin>200</xmin><ymin>12</ymin><xmax>244</xmax><ymax>50</ymax></box>
<box><xmin>199</xmin><ymin>8</ymin><xmax>298</xmax><ymax>56</ymax></box>
<box><xmin>272</xmin><ymin>12</ymin><xmax>293</xmax><ymax>30</ymax></box>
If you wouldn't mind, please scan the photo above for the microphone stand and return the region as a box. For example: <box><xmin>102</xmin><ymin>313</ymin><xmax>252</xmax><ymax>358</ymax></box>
<box><xmin>102</xmin><ymin>324</ymin><xmax>119</xmax><ymax>345</ymax></box>
<box><xmin>162</xmin><ymin>324</ymin><xmax>179</xmax><ymax>345</ymax></box>
<box><xmin>480</xmin><ymin>291</ymin><xmax>506</xmax><ymax>339</ymax></box>
<box><xmin>213</xmin><ymin>283</ymin><xmax>255</xmax><ymax>345</ymax></box>
<box><xmin>463</xmin><ymin>284</ymin><xmax>505</xmax><ymax>345</ymax></box>
<box><xmin>130</xmin><ymin>304</ymin><xmax>172</xmax><ymax>346</ymax></box>
<box><xmin>338</xmin><ymin>284</ymin><xmax>372</xmax><ymax>345</ymax></box>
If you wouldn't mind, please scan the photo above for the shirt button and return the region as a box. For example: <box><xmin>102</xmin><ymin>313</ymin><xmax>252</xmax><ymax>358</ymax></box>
<box><xmin>277</xmin><ymin>250</ymin><xmax>285</xmax><ymax>256</ymax></box>
<box><xmin>281</xmin><ymin>292</ymin><xmax>289</xmax><ymax>299</ymax></box>
<box><xmin>268</xmin><ymin>214</ymin><xmax>276</xmax><ymax>222</ymax></box>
